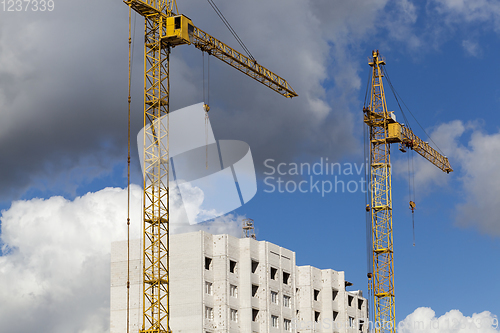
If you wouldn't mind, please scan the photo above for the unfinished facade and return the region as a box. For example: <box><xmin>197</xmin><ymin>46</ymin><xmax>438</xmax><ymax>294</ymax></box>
<box><xmin>111</xmin><ymin>231</ymin><xmax>368</xmax><ymax>333</ymax></box>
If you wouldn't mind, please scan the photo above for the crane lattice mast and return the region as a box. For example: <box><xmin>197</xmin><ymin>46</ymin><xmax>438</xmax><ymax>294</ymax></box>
<box><xmin>363</xmin><ymin>50</ymin><xmax>452</xmax><ymax>333</ymax></box>
<box><xmin>365</xmin><ymin>50</ymin><xmax>396</xmax><ymax>333</ymax></box>
<box><xmin>123</xmin><ymin>1</ymin><xmax>296</xmax><ymax>332</ymax></box>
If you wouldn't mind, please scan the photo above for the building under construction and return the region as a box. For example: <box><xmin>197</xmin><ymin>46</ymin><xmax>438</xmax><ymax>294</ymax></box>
<box><xmin>111</xmin><ymin>231</ymin><xmax>368</xmax><ymax>333</ymax></box>
<box><xmin>117</xmin><ymin>0</ymin><xmax>452</xmax><ymax>331</ymax></box>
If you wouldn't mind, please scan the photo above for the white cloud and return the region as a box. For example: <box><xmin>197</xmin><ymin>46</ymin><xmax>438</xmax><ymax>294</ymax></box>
<box><xmin>424</xmin><ymin>120</ymin><xmax>500</xmax><ymax>236</ymax></box>
<box><xmin>462</xmin><ymin>40</ymin><xmax>482</xmax><ymax>57</ymax></box>
<box><xmin>382</xmin><ymin>0</ymin><xmax>421</xmax><ymax>49</ymax></box>
<box><xmin>432</xmin><ymin>0</ymin><xmax>500</xmax><ymax>30</ymax></box>
<box><xmin>396</xmin><ymin>120</ymin><xmax>464</xmax><ymax>191</ymax></box>
<box><xmin>453</xmin><ymin>125</ymin><xmax>500</xmax><ymax>235</ymax></box>
<box><xmin>169</xmin><ymin>181</ymin><xmax>243</xmax><ymax>235</ymax></box>
<box><xmin>0</xmin><ymin>187</ymin><xmax>136</xmax><ymax>333</ymax></box>
<box><xmin>398</xmin><ymin>120</ymin><xmax>500</xmax><ymax>236</ymax></box>
<box><xmin>0</xmin><ymin>185</ymin><xmax>241</xmax><ymax>332</ymax></box>
<box><xmin>398</xmin><ymin>307</ymin><xmax>498</xmax><ymax>332</ymax></box>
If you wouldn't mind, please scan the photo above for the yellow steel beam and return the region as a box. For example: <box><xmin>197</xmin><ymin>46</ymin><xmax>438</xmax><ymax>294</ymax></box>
<box><xmin>123</xmin><ymin>1</ymin><xmax>296</xmax><ymax>333</ymax></box>
<box><xmin>127</xmin><ymin>0</ymin><xmax>297</xmax><ymax>98</ymax></box>
<box><xmin>125</xmin><ymin>0</ymin><xmax>178</xmax><ymax>16</ymax></box>
<box><xmin>191</xmin><ymin>26</ymin><xmax>297</xmax><ymax>98</ymax></box>
<box><xmin>400</xmin><ymin>125</ymin><xmax>453</xmax><ymax>173</ymax></box>
<box><xmin>141</xmin><ymin>10</ymin><xmax>170</xmax><ymax>333</ymax></box>
<box><xmin>366</xmin><ymin>50</ymin><xmax>396</xmax><ymax>333</ymax></box>
<box><xmin>365</xmin><ymin>50</ymin><xmax>453</xmax><ymax>333</ymax></box>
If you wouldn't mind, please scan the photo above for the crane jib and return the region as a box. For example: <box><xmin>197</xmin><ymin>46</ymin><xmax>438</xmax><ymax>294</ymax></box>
<box><xmin>125</xmin><ymin>0</ymin><xmax>297</xmax><ymax>98</ymax></box>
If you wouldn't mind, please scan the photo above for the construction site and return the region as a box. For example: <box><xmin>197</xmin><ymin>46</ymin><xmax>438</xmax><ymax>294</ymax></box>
<box><xmin>0</xmin><ymin>1</ymin><xmax>499</xmax><ymax>333</ymax></box>
<box><xmin>114</xmin><ymin>0</ymin><xmax>456</xmax><ymax>332</ymax></box>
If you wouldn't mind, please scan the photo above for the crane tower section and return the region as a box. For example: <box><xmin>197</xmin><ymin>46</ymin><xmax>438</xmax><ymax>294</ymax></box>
<box><xmin>125</xmin><ymin>1</ymin><xmax>187</xmax><ymax>333</ymax></box>
<box><xmin>363</xmin><ymin>50</ymin><xmax>453</xmax><ymax>333</ymax></box>
<box><xmin>124</xmin><ymin>1</ymin><xmax>297</xmax><ymax>333</ymax></box>
<box><xmin>364</xmin><ymin>50</ymin><xmax>396</xmax><ymax>333</ymax></box>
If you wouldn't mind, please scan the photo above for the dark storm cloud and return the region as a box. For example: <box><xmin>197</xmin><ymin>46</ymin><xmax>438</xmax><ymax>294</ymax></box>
<box><xmin>5</xmin><ymin>1</ymin><xmax>500</xmax><ymax>333</ymax></box>
<box><xmin>0</xmin><ymin>0</ymin><xmax>387</xmax><ymax>200</ymax></box>
<box><xmin>0</xmin><ymin>1</ymin><xmax>139</xmax><ymax>199</ymax></box>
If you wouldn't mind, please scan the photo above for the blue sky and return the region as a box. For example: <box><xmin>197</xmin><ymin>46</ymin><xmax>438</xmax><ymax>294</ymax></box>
<box><xmin>0</xmin><ymin>0</ymin><xmax>499</xmax><ymax>332</ymax></box>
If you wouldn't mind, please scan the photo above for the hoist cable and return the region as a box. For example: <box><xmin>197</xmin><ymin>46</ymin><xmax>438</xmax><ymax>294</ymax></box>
<box><xmin>208</xmin><ymin>54</ymin><xmax>210</xmax><ymax>106</ymax></box>
<box><xmin>411</xmin><ymin>150</ymin><xmax>416</xmax><ymax>201</ymax></box>
<box><xmin>383</xmin><ymin>65</ymin><xmax>425</xmax><ymax>248</ymax></box>
<box><xmin>131</xmin><ymin>12</ymin><xmax>137</xmax><ymax>70</ymax></box>
<box><xmin>412</xmin><ymin>149</ymin><xmax>416</xmax><ymax>242</ymax></box>
<box><xmin>363</xmin><ymin>66</ymin><xmax>375</xmax><ymax>325</ymax></box>
<box><xmin>203</xmin><ymin>53</ymin><xmax>211</xmax><ymax>169</ymax></box>
<box><xmin>412</xmin><ymin>212</ymin><xmax>416</xmax><ymax>246</ymax></box>
<box><xmin>202</xmin><ymin>52</ymin><xmax>205</xmax><ymax>104</ymax></box>
<box><xmin>363</xmin><ymin>67</ymin><xmax>372</xmax><ymax>108</ymax></box>
<box><xmin>364</xmin><ymin>119</ymin><xmax>372</xmax><ymax>274</ymax></box>
<box><xmin>408</xmin><ymin>148</ymin><xmax>416</xmax><ymax>246</ymax></box>
<box><xmin>381</xmin><ymin>66</ymin><xmax>411</xmax><ymax>130</ymax></box>
<box><xmin>407</xmin><ymin>149</ymin><xmax>412</xmax><ymax>203</ymax></box>
<box><xmin>126</xmin><ymin>5</ymin><xmax>132</xmax><ymax>333</ymax></box>
<box><xmin>206</xmin><ymin>0</ymin><xmax>255</xmax><ymax>61</ymax></box>
<box><xmin>383</xmin><ymin>66</ymin><xmax>446</xmax><ymax>156</ymax></box>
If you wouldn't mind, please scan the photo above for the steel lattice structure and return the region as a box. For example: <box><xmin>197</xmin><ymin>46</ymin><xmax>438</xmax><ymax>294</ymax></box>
<box><xmin>141</xmin><ymin>12</ymin><xmax>171</xmax><ymax>333</ymax></box>
<box><xmin>124</xmin><ymin>1</ymin><xmax>296</xmax><ymax>332</ymax></box>
<box><xmin>363</xmin><ymin>50</ymin><xmax>452</xmax><ymax>333</ymax></box>
<box><xmin>365</xmin><ymin>50</ymin><xmax>396</xmax><ymax>333</ymax></box>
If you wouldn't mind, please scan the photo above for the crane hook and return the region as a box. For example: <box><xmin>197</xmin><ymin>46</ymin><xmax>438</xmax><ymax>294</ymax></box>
<box><xmin>409</xmin><ymin>200</ymin><xmax>416</xmax><ymax>246</ymax></box>
<box><xmin>409</xmin><ymin>200</ymin><xmax>415</xmax><ymax>213</ymax></box>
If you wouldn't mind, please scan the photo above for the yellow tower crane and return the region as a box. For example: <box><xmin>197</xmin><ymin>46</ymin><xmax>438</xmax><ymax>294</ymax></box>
<box><xmin>123</xmin><ymin>1</ymin><xmax>297</xmax><ymax>333</ymax></box>
<box><xmin>363</xmin><ymin>50</ymin><xmax>452</xmax><ymax>333</ymax></box>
